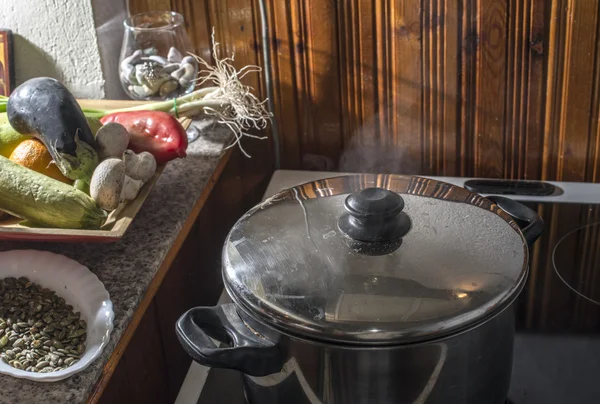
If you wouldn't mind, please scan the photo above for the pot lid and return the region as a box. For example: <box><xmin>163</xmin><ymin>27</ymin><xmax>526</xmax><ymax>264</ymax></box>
<box><xmin>223</xmin><ymin>175</ymin><xmax>528</xmax><ymax>345</ymax></box>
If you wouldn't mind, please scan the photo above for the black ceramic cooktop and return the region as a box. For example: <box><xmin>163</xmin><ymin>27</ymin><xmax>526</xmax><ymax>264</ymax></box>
<box><xmin>198</xmin><ymin>201</ymin><xmax>600</xmax><ymax>404</ymax></box>
<box><xmin>509</xmin><ymin>201</ymin><xmax>600</xmax><ymax>404</ymax></box>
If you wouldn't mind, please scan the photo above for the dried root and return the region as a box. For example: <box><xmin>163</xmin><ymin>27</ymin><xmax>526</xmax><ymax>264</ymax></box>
<box><xmin>188</xmin><ymin>29</ymin><xmax>272</xmax><ymax>157</ymax></box>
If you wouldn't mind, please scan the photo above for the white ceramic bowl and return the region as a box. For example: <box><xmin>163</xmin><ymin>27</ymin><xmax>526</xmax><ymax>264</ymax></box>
<box><xmin>0</xmin><ymin>250</ymin><xmax>114</xmax><ymax>382</ymax></box>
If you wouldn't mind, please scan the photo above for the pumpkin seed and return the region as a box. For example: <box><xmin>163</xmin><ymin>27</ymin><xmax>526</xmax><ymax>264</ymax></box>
<box><xmin>0</xmin><ymin>278</ymin><xmax>87</xmax><ymax>373</ymax></box>
<box><xmin>69</xmin><ymin>329</ymin><xmax>86</xmax><ymax>339</ymax></box>
<box><xmin>35</xmin><ymin>361</ymin><xmax>49</xmax><ymax>370</ymax></box>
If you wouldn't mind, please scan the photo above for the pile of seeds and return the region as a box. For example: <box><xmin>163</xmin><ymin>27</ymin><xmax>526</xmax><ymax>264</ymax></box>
<box><xmin>0</xmin><ymin>277</ymin><xmax>86</xmax><ymax>373</ymax></box>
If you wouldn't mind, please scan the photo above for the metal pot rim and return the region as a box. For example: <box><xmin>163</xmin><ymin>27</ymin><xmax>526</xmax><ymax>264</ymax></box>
<box><xmin>224</xmin><ymin>267</ymin><xmax>527</xmax><ymax>348</ymax></box>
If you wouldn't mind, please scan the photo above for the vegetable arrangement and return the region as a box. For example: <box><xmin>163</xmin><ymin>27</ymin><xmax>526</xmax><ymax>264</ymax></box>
<box><xmin>82</xmin><ymin>32</ymin><xmax>272</xmax><ymax>157</ymax></box>
<box><xmin>0</xmin><ymin>81</ymin><xmax>180</xmax><ymax>229</ymax></box>
<box><xmin>0</xmin><ymin>34</ymin><xmax>270</xmax><ymax>230</ymax></box>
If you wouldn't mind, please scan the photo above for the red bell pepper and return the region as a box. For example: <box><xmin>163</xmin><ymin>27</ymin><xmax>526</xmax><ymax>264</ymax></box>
<box><xmin>100</xmin><ymin>111</ymin><xmax>188</xmax><ymax>165</ymax></box>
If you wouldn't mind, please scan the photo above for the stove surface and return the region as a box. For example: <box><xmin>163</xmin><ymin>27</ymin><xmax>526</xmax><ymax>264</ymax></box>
<box><xmin>195</xmin><ymin>171</ymin><xmax>600</xmax><ymax>404</ymax></box>
<box><xmin>508</xmin><ymin>201</ymin><xmax>600</xmax><ymax>404</ymax></box>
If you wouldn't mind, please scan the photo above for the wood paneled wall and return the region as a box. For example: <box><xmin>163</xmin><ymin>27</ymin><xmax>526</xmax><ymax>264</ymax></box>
<box><xmin>129</xmin><ymin>0</ymin><xmax>600</xmax><ymax>180</ymax></box>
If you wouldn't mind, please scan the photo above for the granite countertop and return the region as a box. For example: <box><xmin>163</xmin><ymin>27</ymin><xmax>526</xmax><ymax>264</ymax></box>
<box><xmin>0</xmin><ymin>123</ymin><xmax>231</xmax><ymax>403</ymax></box>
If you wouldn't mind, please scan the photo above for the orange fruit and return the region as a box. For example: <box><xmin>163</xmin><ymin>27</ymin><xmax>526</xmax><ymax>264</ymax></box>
<box><xmin>9</xmin><ymin>139</ymin><xmax>71</xmax><ymax>184</ymax></box>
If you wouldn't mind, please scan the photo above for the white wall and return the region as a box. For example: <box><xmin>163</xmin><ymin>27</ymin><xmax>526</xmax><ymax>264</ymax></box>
<box><xmin>0</xmin><ymin>0</ymin><xmax>129</xmax><ymax>99</ymax></box>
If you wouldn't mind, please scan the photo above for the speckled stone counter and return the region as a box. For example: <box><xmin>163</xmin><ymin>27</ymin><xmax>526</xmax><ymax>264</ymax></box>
<box><xmin>0</xmin><ymin>125</ymin><xmax>232</xmax><ymax>404</ymax></box>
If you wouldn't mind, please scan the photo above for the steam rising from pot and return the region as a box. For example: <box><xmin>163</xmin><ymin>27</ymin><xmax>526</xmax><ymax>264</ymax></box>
<box><xmin>338</xmin><ymin>117</ymin><xmax>420</xmax><ymax>174</ymax></box>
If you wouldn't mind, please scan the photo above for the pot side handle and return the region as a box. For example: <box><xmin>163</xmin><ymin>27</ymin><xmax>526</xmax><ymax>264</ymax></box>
<box><xmin>175</xmin><ymin>303</ymin><xmax>282</xmax><ymax>377</ymax></box>
<box><xmin>486</xmin><ymin>195</ymin><xmax>544</xmax><ymax>245</ymax></box>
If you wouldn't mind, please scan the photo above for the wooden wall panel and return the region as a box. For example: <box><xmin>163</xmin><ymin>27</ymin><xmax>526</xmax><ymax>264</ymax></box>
<box><xmin>474</xmin><ymin>0</ymin><xmax>507</xmax><ymax>179</ymax></box>
<box><xmin>129</xmin><ymin>0</ymin><xmax>600</xmax><ymax>181</ymax></box>
<box><xmin>522</xmin><ymin>0</ymin><xmax>546</xmax><ymax>181</ymax></box>
<box><xmin>422</xmin><ymin>0</ymin><xmax>460</xmax><ymax>176</ymax></box>
<box><xmin>544</xmin><ymin>0</ymin><xmax>600</xmax><ymax>182</ymax></box>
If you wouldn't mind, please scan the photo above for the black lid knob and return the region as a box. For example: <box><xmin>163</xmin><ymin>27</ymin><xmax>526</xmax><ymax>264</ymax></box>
<box><xmin>338</xmin><ymin>187</ymin><xmax>411</xmax><ymax>242</ymax></box>
<box><xmin>345</xmin><ymin>188</ymin><xmax>405</xmax><ymax>219</ymax></box>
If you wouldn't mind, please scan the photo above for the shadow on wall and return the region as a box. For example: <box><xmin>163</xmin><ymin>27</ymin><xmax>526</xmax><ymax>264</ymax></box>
<box><xmin>12</xmin><ymin>34</ymin><xmax>63</xmax><ymax>86</ymax></box>
<box><xmin>92</xmin><ymin>0</ymin><xmax>129</xmax><ymax>99</ymax></box>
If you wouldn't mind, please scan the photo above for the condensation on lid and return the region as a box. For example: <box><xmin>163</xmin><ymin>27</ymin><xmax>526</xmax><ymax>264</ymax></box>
<box><xmin>223</xmin><ymin>174</ymin><xmax>528</xmax><ymax>345</ymax></box>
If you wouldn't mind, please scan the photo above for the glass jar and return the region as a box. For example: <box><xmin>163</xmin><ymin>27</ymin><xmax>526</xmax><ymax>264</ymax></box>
<box><xmin>120</xmin><ymin>11</ymin><xmax>196</xmax><ymax>101</ymax></box>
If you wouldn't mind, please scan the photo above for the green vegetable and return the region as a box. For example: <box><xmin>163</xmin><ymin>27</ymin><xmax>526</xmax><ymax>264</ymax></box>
<box><xmin>0</xmin><ymin>123</ymin><xmax>29</xmax><ymax>157</ymax></box>
<box><xmin>0</xmin><ymin>156</ymin><xmax>107</xmax><ymax>229</ymax></box>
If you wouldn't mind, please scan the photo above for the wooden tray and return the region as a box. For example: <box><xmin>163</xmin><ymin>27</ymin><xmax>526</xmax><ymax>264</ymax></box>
<box><xmin>0</xmin><ymin>99</ymin><xmax>184</xmax><ymax>243</ymax></box>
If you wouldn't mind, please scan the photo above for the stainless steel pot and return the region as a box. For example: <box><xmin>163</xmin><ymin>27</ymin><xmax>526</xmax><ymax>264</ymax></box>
<box><xmin>176</xmin><ymin>175</ymin><xmax>544</xmax><ymax>404</ymax></box>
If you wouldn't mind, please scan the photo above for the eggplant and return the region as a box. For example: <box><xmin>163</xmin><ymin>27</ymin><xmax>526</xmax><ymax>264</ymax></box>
<box><xmin>7</xmin><ymin>77</ymin><xmax>98</xmax><ymax>187</ymax></box>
